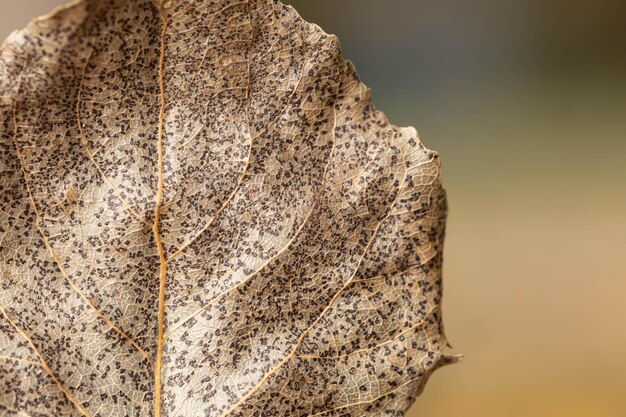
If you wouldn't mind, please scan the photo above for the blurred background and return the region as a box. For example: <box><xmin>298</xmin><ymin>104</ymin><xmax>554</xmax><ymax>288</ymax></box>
<box><xmin>2</xmin><ymin>1</ymin><xmax>626</xmax><ymax>416</ymax></box>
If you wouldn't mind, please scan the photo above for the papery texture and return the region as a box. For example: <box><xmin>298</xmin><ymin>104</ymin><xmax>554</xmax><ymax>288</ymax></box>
<box><xmin>0</xmin><ymin>1</ymin><xmax>452</xmax><ymax>416</ymax></box>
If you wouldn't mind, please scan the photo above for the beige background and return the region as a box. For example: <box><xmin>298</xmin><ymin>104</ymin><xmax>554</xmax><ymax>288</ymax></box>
<box><xmin>3</xmin><ymin>1</ymin><xmax>626</xmax><ymax>417</ymax></box>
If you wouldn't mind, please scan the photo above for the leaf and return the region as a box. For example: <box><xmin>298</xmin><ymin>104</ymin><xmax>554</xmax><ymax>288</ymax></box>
<box><xmin>0</xmin><ymin>0</ymin><xmax>454</xmax><ymax>416</ymax></box>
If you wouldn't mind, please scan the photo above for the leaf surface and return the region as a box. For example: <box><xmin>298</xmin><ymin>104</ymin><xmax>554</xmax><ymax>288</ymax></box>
<box><xmin>0</xmin><ymin>1</ymin><xmax>453</xmax><ymax>416</ymax></box>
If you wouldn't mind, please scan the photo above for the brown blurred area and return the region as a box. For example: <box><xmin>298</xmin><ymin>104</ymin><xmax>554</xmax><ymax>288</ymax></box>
<box><xmin>2</xmin><ymin>1</ymin><xmax>626</xmax><ymax>416</ymax></box>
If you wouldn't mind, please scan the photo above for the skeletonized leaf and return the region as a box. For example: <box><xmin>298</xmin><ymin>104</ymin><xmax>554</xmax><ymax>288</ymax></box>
<box><xmin>0</xmin><ymin>0</ymin><xmax>454</xmax><ymax>416</ymax></box>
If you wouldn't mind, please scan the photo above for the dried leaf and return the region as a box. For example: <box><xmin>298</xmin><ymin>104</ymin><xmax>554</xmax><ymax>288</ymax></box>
<box><xmin>0</xmin><ymin>0</ymin><xmax>453</xmax><ymax>416</ymax></box>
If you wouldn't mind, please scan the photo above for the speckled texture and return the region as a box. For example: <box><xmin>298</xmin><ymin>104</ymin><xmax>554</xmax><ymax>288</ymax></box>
<box><xmin>0</xmin><ymin>0</ymin><xmax>453</xmax><ymax>416</ymax></box>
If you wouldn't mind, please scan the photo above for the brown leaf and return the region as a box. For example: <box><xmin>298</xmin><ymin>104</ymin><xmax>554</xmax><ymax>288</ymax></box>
<box><xmin>0</xmin><ymin>0</ymin><xmax>454</xmax><ymax>416</ymax></box>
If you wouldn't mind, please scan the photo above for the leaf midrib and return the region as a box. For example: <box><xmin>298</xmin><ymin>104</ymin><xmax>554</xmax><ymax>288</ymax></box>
<box><xmin>152</xmin><ymin>3</ymin><xmax>169</xmax><ymax>417</ymax></box>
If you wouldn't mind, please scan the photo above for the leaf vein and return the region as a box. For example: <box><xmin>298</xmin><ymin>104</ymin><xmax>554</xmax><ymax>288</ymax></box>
<box><xmin>306</xmin><ymin>377</ymin><xmax>420</xmax><ymax>416</ymax></box>
<box><xmin>0</xmin><ymin>307</ymin><xmax>92</xmax><ymax>417</ymax></box>
<box><xmin>295</xmin><ymin>305</ymin><xmax>438</xmax><ymax>360</ymax></box>
<box><xmin>219</xmin><ymin>88</ymin><xmax>411</xmax><ymax>417</ymax></box>
<box><xmin>10</xmin><ymin>80</ymin><xmax>153</xmax><ymax>367</ymax></box>
<box><xmin>76</xmin><ymin>48</ymin><xmax>153</xmax><ymax>229</ymax></box>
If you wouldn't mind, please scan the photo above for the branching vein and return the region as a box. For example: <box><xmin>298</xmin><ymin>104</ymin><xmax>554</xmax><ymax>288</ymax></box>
<box><xmin>11</xmin><ymin>83</ymin><xmax>153</xmax><ymax>367</ymax></box>
<box><xmin>219</xmin><ymin>87</ymin><xmax>411</xmax><ymax>417</ymax></box>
